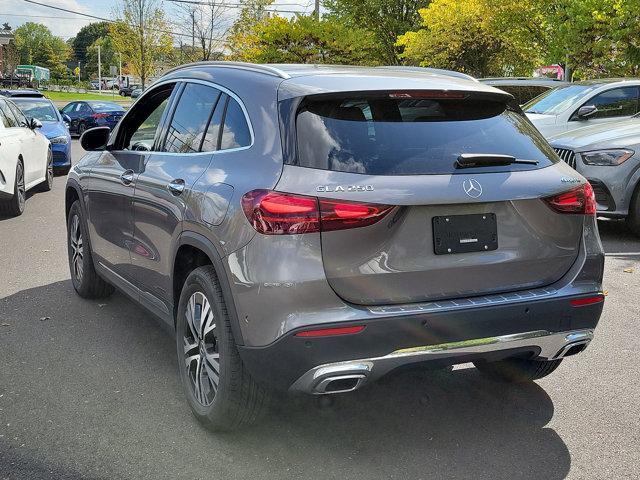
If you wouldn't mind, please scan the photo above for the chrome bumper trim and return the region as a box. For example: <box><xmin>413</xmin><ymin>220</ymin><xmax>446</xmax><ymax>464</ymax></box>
<box><xmin>289</xmin><ymin>329</ymin><xmax>594</xmax><ymax>395</ymax></box>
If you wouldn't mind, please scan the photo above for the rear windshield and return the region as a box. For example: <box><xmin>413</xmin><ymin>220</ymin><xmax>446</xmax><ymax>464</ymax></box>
<box><xmin>294</xmin><ymin>94</ymin><xmax>558</xmax><ymax>175</ymax></box>
<box><xmin>90</xmin><ymin>102</ymin><xmax>124</xmax><ymax>112</ymax></box>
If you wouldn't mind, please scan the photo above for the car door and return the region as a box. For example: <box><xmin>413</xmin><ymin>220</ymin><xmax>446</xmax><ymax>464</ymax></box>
<box><xmin>85</xmin><ymin>83</ymin><xmax>178</xmax><ymax>289</ymax></box>
<box><xmin>570</xmin><ymin>86</ymin><xmax>640</xmax><ymax>130</ymax></box>
<box><xmin>0</xmin><ymin>101</ymin><xmax>22</xmax><ymax>193</ymax></box>
<box><xmin>6</xmin><ymin>100</ymin><xmax>45</xmax><ymax>186</ymax></box>
<box><xmin>131</xmin><ymin>81</ymin><xmax>224</xmax><ymax>318</ymax></box>
<box><xmin>61</xmin><ymin>102</ymin><xmax>76</xmax><ymax>131</ymax></box>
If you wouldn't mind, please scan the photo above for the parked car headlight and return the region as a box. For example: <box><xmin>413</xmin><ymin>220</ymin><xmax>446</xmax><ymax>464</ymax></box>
<box><xmin>580</xmin><ymin>149</ymin><xmax>634</xmax><ymax>166</ymax></box>
<box><xmin>49</xmin><ymin>135</ymin><xmax>69</xmax><ymax>145</ymax></box>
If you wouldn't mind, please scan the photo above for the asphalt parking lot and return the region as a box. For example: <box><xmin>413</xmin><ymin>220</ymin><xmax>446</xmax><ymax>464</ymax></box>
<box><xmin>1</xmin><ymin>140</ymin><xmax>639</xmax><ymax>480</ymax></box>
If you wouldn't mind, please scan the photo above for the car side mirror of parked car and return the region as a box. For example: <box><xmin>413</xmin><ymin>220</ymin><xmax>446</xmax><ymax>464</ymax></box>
<box><xmin>28</xmin><ymin>118</ymin><xmax>42</xmax><ymax>130</ymax></box>
<box><xmin>80</xmin><ymin>126</ymin><xmax>110</xmax><ymax>151</ymax></box>
<box><xmin>577</xmin><ymin>105</ymin><xmax>598</xmax><ymax>119</ymax></box>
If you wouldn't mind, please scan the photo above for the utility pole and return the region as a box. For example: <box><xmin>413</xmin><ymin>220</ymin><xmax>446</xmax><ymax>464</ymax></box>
<box><xmin>97</xmin><ymin>44</ymin><xmax>102</xmax><ymax>92</ymax></box>
<box><xmin>314</xmin><ymin>0</ymin><xmax>320</xmax><ymax>20</ymax></box>
<box><xmin>119</xmin><ymin>52</ymin><xmax>122</xmax><ymax>84</ymax></box>
<box><xmin>77</xmin><ymin>61</ymin><xmax>81</xmax><ymax>83</ymax></box>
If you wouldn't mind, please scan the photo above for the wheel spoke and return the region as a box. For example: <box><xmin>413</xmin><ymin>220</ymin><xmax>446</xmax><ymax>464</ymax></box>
<box><xmin>193</xmin><ymin>356</ymin><xmax>204</xmax><ymax>404</ymax></box>
<box><xmin>183</xmin><ymin>336</ymin><xmax>198</xmax><ymax>356</ymax></box>
<box><xmin>204</xmin><ymin>353</ymin><xmax>220</xmax><ymax>389</ymax></box>
<box><xmin>185</xmin><ymin>297</ymin><xmax>199</xmax><ymax>342</ymax></box>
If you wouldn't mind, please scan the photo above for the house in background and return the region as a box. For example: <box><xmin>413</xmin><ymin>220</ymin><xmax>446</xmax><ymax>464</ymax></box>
<box><xmin>0</xmin><ymin>23</ymin><xmax>16</xmax><ymax>78</ymax></box>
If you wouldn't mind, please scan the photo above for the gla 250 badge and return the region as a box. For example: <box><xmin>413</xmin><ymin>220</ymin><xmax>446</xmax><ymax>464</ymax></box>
<box><xmin>316</xmin><ymin>185</ymin><xmax>374</xmax><ymax>193</ymax></box>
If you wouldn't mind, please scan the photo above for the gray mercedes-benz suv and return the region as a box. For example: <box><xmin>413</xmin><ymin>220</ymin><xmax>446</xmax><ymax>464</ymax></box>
<box><xmin>65</xmin><ymin>62</ymin><xmax>605</xmax><ymax>431</ymax></box>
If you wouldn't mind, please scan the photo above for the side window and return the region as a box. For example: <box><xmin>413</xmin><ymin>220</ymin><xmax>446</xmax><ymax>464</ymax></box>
<box><xmin>78</xmin><ymin>103</ymin><xmax>91</xmax><ymax>113</ymax></box>
<box><xmin>0</xmin><ymin>105</ymin><xmax>9</xmax><ymax>128</ymax></box>
<box><xmin>220</xmin><ymin>97</ymin><xmax>251</xmax><ymax>150</ymax></box>
<box><xmin>7</xmin><ymin>101</ymin><xmax>27</xmax><ymax>126</ymax></box>
<box><xmin>586</xmin><ymin>87</ymin><xmax>638</xmax><ymax>119</ymax></box>
<box><xmin>163</xmin><ymin>83</ymin><xmax>221</xmax><ymax>154</ymax></box>
<box><xmin>0</xmin><ymin>101</ymin><xmax>18</xmax><ymax>127</ymax></box>
<box><xmin>61</xmin><ymin>103</ymin><xmax>75</xmax><ymax>114</ymax></box>
<box><xmin>116</xmin><ymin>84</ymin><xmax>175</xmax><ymax>151</ymax></box>
<box><xmin>201</xmin><ymin>94</ymin><xmax>226</xmax><ymax>152</ymax></box>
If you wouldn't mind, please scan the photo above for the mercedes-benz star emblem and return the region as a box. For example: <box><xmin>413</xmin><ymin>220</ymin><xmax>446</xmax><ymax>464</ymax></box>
<box><xmin>463</xmin><ymin>179</ymin><xmax>483</xmax><ymax>198</ymax></box>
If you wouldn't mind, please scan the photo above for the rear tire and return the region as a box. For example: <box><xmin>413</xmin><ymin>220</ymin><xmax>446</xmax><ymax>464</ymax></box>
<box><xmin>474</xmin><ymin>357</ymin><xmax>563</xmax><ymax>383</ymax></box>
<box><xmin>67</xmin><ymin>201</ymin><xmax>115</xmax><ymax>299</ymax></box>
<box><xmin>176</xmin><ymin>265</ymin><xmax>267</xmax><ymax>431</ymax></box>
<box><xmin>0</xmin><ymin>160</ymin><xmax>25</xmax><ymax>217</ymax></box>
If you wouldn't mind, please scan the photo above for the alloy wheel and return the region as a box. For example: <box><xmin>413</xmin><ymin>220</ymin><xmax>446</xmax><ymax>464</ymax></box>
<box><xmin>16</xmin><ymin>162</ymin><xmax>25</xmax><ymax>211</ymax></box>
<box><xmin>69</xmin><ymin>214</ymin><xmax>84</xmax><ymax>282</ymax></box>
<box><xmin>183</xmin><ymin>291</ymin><xmax>220</xmax><ymax>407</ymax></box>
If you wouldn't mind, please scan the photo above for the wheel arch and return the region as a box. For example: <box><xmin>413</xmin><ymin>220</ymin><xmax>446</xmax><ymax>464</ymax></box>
<box><xmin>173</xmin><ymin>231</ymin><xmax>244</xmax><ymax>345</ymax></box>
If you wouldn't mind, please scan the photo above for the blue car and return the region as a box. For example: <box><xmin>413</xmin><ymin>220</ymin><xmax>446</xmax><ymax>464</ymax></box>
<box><xmin>10</xmin><ymin>96</ymin><xmax>72</xmax><ymax>175</ymax></box>
<box><xmin>60</xmin><ymin>101</ymin><xmax>125</xmax><ymax>137</ymax></box>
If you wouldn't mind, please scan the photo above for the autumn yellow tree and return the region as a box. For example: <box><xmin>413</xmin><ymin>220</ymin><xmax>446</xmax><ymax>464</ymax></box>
<box><xmin>110</xmin><ymin>0</ymin><xmax>173</xmax><ymax>87</ymax></box>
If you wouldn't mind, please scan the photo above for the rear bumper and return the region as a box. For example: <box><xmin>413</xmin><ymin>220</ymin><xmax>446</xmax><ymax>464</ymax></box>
<box><xmin>237</xmin><ymin>293</ymin><xmax>604</xmax><ymax>392</ymax></box>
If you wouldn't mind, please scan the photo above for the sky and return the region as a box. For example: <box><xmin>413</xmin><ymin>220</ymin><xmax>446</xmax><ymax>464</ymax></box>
<box><xmin>1</xmin><ymin>0</ymin><xmax>313</xmax><ymax>40</ymax></box>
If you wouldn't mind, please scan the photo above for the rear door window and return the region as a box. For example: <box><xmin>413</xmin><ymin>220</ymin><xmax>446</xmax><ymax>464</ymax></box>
<box><xmin>163</xmin><ymin>83</ymin><xmax>221</xmax><ymax>154</ymax></box>
<box><xmin>0</xmin><ymin>100</ymin><xmax>19</xmax><ymax>127</ymax></box>
<box><xmin>294</xmin><ymin>94</ymin><xmax>558</xmax><ymax>175</ymax></box>
<box><xmin>220</xmin><ymin>97</ymin><xmax>251</xmax><ymax>150</ymax></box>
<box><xmin>581</xmin><ymin>87</ymin><xmax>639</xmax><ymax>119</ymax></box>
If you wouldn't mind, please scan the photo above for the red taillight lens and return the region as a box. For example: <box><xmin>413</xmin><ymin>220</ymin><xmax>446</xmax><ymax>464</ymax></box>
<box><xmin>241</xmin><ymin>190</ymin><xmax>320</xmax><ymax>235</ymax></box>
<box><xmin>295</xmin><ymin>325</ymin><xmax>366</xmax><ymax>337</ymax></box>
<box><xmin>92</xmin><ymin>113</ymin><xmax>109</xmax><ymax>119</ymax></box>
<box><xmin>570</xmin><ymin>295</ymin><xmax>605</xmax><ymax>307</ymax></box>
<box><xmin>241</xmin><ymin>190</ymin><xmax>393</xmax><ymax>235</ymax></box>
<box><xmin>320</xmin><ymin>198</ymin><xmax>394</xmax><ymax>232</ymax></box>
<box><xmin>543</xmin><ymin>183</ymin><xmax>596</xmax><ymax>215</ymax></box>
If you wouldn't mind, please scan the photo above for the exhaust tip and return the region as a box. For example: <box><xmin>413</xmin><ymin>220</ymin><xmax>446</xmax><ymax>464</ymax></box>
<box><xmin>555</xmin><ymin>340</ymin><xmax>590</xmax><ymax>359</ymax></box>
<box><xmin>314</xmin><ymin>374</ymin><xmax>366</xmax><ymax>394</ymax></box>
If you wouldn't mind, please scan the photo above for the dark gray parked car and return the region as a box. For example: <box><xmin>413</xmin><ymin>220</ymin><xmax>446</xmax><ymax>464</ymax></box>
<box><xmin>65</xmin><ymin>62</ymin><xmax>605</xmax><ymax>431</ymax></box>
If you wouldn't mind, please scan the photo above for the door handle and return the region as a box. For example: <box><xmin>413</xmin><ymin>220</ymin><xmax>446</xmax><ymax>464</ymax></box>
<box><xmin>120</xmin><ymin>169</ymin><xmax>134</xmax><ymax>186</ymax></box>
<box><xmin>168</xmin><ymin>178</ymin><xmax>185</xmax><ymax>196</ymax></box>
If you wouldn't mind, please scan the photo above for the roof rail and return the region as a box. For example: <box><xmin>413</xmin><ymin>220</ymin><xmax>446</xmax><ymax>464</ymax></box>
<box><xmin>377</xmin><ymin>66</ymin><xmax>478</xmax><ymax>82</ymax></box>
<box><xmin>162</xmin><ymin>61</ymin><xmax>291</xmax><ymax>79</ymax></box>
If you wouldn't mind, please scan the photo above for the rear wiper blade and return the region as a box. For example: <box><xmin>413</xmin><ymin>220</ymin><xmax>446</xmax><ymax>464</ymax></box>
<box><xmin>455</xmin><ymin>154</ymin><xmax>539</xmax><ymax>169</ymax></box>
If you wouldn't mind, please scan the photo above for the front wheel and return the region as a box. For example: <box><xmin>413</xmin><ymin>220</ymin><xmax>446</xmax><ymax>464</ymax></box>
<box><xmin>67</xmin><ymin>201</ymin><xmax>115</xmax><ymax>299</ymax></box>
<box><xmin>474</xmin><ymin>357</ymin><xmax>563</xmax><ymax>383</ymax></box>
<box><xmin>176</xmin><ymin>266</ymin><xmax>267</xmax><ymax>431</ymax></box>
<box><xmin>78</xmin><ymin>122</ymin><xmax>86</xmax><ymax>137</ymax></box>
<box><xmin>37</xmin><ymin>149</ymin><xmax>53</xmax><ymax>192</ymax></box>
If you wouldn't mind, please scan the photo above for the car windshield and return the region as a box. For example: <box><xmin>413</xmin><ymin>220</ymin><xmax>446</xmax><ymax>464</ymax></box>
<box><xmin>90</xmin><ymin>102</ymin><xmax>124</xmax><ymax>112</ymax></box>
<box><xmin>523</xmin><ymin>84</ymin><xmax>600</xmax><ymax>115</ymax></box>
<box><xmin>11</xmin><ymin>98</ymin><xmax>58</xmax><ymax>121</ymax></box>
<box><xmin>294</xmin><ymin>94</ymin><xmax>557</xmax><ymax>175</ymax></box>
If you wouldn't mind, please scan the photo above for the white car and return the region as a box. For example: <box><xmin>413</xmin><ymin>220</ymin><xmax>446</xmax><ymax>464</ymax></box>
<box><xmin>524</xmin><ymin>79</ymin><xmax>640</xmax><ymax>137</ymax></box>
<box><xmin>0</xmin><ymin>97</ymin><xmax>53</xmax><ymax>216</ymax></box>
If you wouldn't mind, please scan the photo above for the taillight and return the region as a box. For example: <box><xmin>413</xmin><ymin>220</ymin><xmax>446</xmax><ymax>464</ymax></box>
<box><xmin>570</xmin><ymin>295</ymin><xmax>604</xmax><ymax>307</ymax></box>
<box><xmin>92</xmin><ymin>113</ymin><xmax>109</xmax><ymax>119</ymax></box>
<box><xmin>543</xmin><ymin>183</ymin><xmax>596</xmax><ymax>215</ymax></box>
<box><xmin>294</xmin><ymin>325</ymin><xmax>366</xmax><ymax>337</ymax></box>
<box><xmin>241</xmin><ymin>189</ymin><xmax>394</xmax><ymax>235</ymax></box>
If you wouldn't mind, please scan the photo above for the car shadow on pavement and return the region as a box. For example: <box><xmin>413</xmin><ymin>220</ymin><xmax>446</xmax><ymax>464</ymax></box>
<box><xmin>0</xmin><ymin>280</ymin><xmax>570</xmax><ymax>480</ymax></box>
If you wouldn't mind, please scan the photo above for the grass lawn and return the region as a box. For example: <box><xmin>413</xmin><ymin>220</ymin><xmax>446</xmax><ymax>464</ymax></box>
<box><xmin>44</xmin><ymin>90</ymin><xmax>130</xmax><ymax>104</ymax></box>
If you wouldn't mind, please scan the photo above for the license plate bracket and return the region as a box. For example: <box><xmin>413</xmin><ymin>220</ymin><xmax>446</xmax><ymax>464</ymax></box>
<box><xmin>433</xmin><ymin>214</ymin><xmax>498</xmax><ymax>255</ymax></box>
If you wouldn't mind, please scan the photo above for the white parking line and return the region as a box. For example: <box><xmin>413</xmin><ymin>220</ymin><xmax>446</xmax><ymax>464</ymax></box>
<box><xmin>605</xmin><ymin>252</ymin><xmax>640</xmax><ymax>256</ymax></box>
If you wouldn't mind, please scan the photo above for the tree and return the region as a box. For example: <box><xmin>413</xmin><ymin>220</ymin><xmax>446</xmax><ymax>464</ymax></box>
<box><xmin>70</xmin><ymin>21</ymin><xmax>111</xmax><ymax>67</ymax></box>
<box><xmin>110</xmin><ymin>0</ymin><xmax>173</xmax><ymax>87</ymax></box>
<box><xmin>226</xmin><ymin>14</ymin><xmax>377</xmax><ymax>65</ymax></box>
<box><xmin>13</xmin><ymin>22</ymin><xmax>70</xmax><ymax>77</ymax></box>
<box><xmin>86</xmin><ymin>36</ymin><xmax>119</xmax><ymax>79</ymax></box>
<box><xmin>324</xmin><ymin>0</ymin><xmax>432</xmax><ymax>64</ymax></box>
<box><xmin>175</xmin><ymin>0</ymin><xmax>230</xmax><ymax>61</ymax></box>
<box><xmin>397</xmin><ymin>0</ymin><xmax>542</xmax><ymax>77</ymax></box>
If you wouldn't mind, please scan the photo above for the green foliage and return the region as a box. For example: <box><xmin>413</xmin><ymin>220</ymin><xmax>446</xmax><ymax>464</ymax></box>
<box><xmin>109</xmin><ymin>0</ymin><xmax>173</xmax><ymax>87</ymax></box>
<box><xmin>397</xmin><ymin>0</ymin><xmax>545</xmax><ymax>77</ymax></box>
<box><xmin>86</xmin><ymin>37</ymin><xmax>119</xmax><ymax>78</ymax></box>
<box><xmin>227</xmin><ymin>14</ymin><xmax>378</xmax><ymax>65</ymax></box>
<box><xmin>70</xmin><ymin>22</ymin><xmax>111</xmax><ymax>66</ymax></box>
<box><xmin>13</xmin><ymin>22</ymin><xmax>70</xmax><ymax>77</ymax></box>
<box><xmin>324</xmin><ymin>0</ymin><xmax>431</xmax><ymax>64</ymax></box>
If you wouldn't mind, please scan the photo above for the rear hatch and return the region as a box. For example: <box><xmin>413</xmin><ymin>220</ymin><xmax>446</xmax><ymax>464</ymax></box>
<box><xmin>273</xmin><ymin>90</ymin><xmax>588</xmax><ymax>306</ymax></box>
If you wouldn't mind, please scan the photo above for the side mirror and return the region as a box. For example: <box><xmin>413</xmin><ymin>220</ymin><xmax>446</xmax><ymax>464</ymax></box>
<box><xmin>29</xmin><ymin>118</ymin><xmax>42</xmax><ymax>130</ymax></box>
<box><xmin>80</xmin><ymin>126</ymin><xmax>110</xmax><ymax>151</ymax></box>
<box><xmin>577</xmin><ymin>105</ymin><xmax>598</xmax><ymax>119</ymax></box>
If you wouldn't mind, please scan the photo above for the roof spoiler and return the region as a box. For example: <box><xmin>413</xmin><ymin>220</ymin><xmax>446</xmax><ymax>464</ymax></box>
<box><xmin>376</xmin><ymin>66</ymin><xmax>479</xmax><ymax>83</ymax></box>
